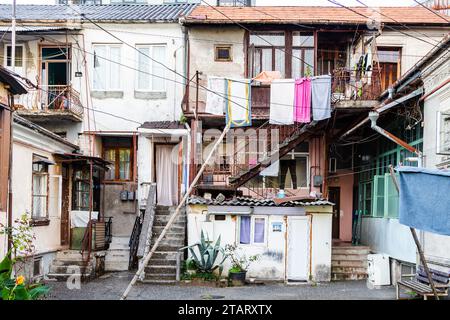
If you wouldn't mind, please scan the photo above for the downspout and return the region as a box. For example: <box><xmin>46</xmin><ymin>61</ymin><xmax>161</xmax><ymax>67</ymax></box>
<box><xmin>184</xmin><ymin>122</ymin><xmax>191</xmax><ymax>196</ymax></box>
<box><xmin>368</xmin><ymin>111</ymin><xmax>423</xmax><ymax>165</ymax></box>
<box><xmin>173</xmin><ymin>43</ymin><xmax>184</xmax><ymax>121</ymax></box>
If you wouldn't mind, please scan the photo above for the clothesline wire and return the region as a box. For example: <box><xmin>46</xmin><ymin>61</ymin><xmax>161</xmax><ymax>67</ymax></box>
<box><xmin>31</xmin><ymin>29</ymin><xmax>450</xmax><ymax>116</ymax></box>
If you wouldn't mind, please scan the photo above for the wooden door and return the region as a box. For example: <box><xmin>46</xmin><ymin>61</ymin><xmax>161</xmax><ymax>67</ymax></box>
<box><xmin>329</xmin><ymin>187</ymin><xmax>340</xmax><ymax>239</ymax></box>
<box><xmin>60</xmin><ymin>164</ymin><xmax>70</xmax><ymax>245</ymax></box>
<box><xmin>380</xmin><ymin>62</ymin><xmax>398</xmax><ymax>92</ymax></box>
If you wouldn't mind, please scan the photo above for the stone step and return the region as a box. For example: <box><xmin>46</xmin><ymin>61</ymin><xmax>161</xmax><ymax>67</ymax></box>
<box><xmin>148</xmin><ymin>258</ymin><xmax>178</xmax><ymax>266</ymax></box>
<box><xmin>110</xmin><ymin>236</ymin><xmax>130</xmax><ymax>245</ymax></box>
<box><xmin>331</xmin><ymin>254</ymin><xmax>368</xmax><ymax>261</ymax></box>
<box><xmin>51</xmin><ymin>259</ymin><xmax>92</xmax><ymax>267</ymax></box>
<box><xmin>156</xmin><ymin>245</ymin><xmax>184</xmax><ymax>252</ymax></box>
<box><xmin>144</xmin><ymin>273</ymin><xmax>177</xmax><ymax>281</ymax></box>
<box><xmin>331</xmin><ymin>273</ymin><xmax>368</xmax><ymax>281</ymax></box>
<box><xmin>141</xmin><ymin>279</ymin><xmax>177</xmax><ymax>284</ymax></box>
<box><xmin>56</xmin><ymin>250</ymin><xmax>84</xmax><ymax>260</ymax></box>
<box><xmin>331</xmin><ymin>266</ymin><xmax>367</xmax><ymax>274</ymax></box>
<box><xmin>105</xmin><ymin>260</ymin><xmax>129</xmax><ymax>272</ymax></box>
<box><xmin>332</xmin><ymin>260</ymin><xmax>368</xmax><ymax>268</ymax></box>
<box><xmin>153</xmin><ymin>225</ymin><xmax>185</xmax><ymax>234</ymax></box>
<box><xmin>49</xmin><ymin>265</ymin><xmax>93</xmax><ymax>274</ymax></box>
<box><xmin>151</xmin><ymin>237</ymin><xmax>184</xmax><ymax>246</ymax></box>
<box><xmin>46</xmin><ymin>273</ymin><xmax>92</xmax><ymax>281</ymax></box>
<box><xmin>332</xmin><ymin>247</ymin><xmax>371</xmax><ymax>255</ymax></box>
<box><xmin>145</xmin><ymin>265</ymin><xmax>177</xmax><ymax>274</ymax></box>
<box><xmin>152</xmin><ymin>251</ymin><xmax>178</xmax><ymax>260</ymax></box>
<box><xmin>151</xmin><ymin>233</ymin><xmax>185</xmax><ymax>241</ymax></box>
<box><xmin>153</xmin><ymin>219</ymin><xmax>185</xmax><ymax>227</ymax></box>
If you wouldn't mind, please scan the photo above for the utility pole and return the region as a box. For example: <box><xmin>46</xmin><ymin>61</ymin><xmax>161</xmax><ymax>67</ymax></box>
<box><xmin>7</xmin><ymin>0</ymin><xmax>16</xmax><ymax>254</ymax></box>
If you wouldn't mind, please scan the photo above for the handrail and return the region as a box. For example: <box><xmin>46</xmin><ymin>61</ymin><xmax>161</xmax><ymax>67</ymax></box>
<box><xmin>128</xmin><ymin>213</ymin><xmax>144</xmax><ymax>270</ymax></box>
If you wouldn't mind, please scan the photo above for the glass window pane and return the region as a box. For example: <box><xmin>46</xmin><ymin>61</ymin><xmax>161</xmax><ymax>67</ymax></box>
<box><xmin>152</xmin><ymin>46</ymin><xmax>166</xmax><ymax>91</ymax></box>
<box><xmin>261</xmin><ymin>48</ymin><xmax>272</xmax><ymax>72</ymax></box>
<box><xmin>109</xmin><ymin>47</ymin><xmax>121</xmax><ymax>89</ymax></box>
<box><xmin>119</xmin><ymin>149</ymin><xmax>131</xmax><ymax>180</ymax></box>
<box><xmin>104</xmin><ymin>149</ymin><xmax>116</xmax><ymax>180</ymax></box>
<box><xmin>137</xmin><ymin>47</ymin><xmax>150</xmax><ymax>90</ymax></box>
<box><xmin>378</xmin><ymin>49</ymin><xmax>400</xmax><ymax>63</ymax></box>
<box><xmin>293</xmin><ymin>32</ymin><xmax>314</xmax><ymax>47</ymax></box>
<box><xmin>292</xmin><ymin>49</ymin><xmax>301</xmax><ymax>79</ymax></box>
<box><xmin>254</xmin><ymin>218</ymin><xmax>265</xmax><ymax>243</ymax></box>
<box><xmin>239</xmin><ymin>216</ymin><xmax>251</xmax><ymax>244</ymax></box>
<box><xmin>250</xmin><ymin>32</ymin><xmax>285</xmax><ymax>47</ymax></box>
<box><xmin>253</xmin><ymin>48</ymin><xmax>262</xmax><ymax>77</ymax></box>
<box><xmin>274</xmin><ymin>48</ymin><xmax>285</xmax><ymax>77</ymax></box>
<box><xmin>93</xmin><ymin>45</ymin><xmax>107</xmax><ymax>90</ymax></box>
<box><xmin>304</xmin><ymin>49</ymin><xmax>314</xmax><ymax>77</ymax></box>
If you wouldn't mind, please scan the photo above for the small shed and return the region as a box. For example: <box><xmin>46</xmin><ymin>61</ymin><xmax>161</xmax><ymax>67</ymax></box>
<box><xmin>187</xmin><ymin>196</ymin><xmax>334</xmax><ymax>282</ymax></box>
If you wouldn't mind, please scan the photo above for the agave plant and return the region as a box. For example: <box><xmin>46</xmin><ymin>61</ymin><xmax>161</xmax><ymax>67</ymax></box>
<box><xmin>182</xmin><ymin>230</ymin><xmax>227</xmax><ymax>276</ymax></box>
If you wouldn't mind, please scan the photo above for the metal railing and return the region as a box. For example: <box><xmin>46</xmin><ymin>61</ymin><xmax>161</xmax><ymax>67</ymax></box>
<box><xmin>331</xmin><ymin>67</ymin><xmax>382</xmax><ymax>102</ymax></box>
<box><xmin>128</xmin><ymin>213</ymin><xmax>144</xmax><ymax>270</ymax></box>
<box><xmin>14</xmin><ymin>84</ymin><xmax>84</xmax><ymax>117</ymax></box>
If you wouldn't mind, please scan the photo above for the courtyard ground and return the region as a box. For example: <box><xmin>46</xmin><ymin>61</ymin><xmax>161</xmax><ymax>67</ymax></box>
<box><xmin>45</xmin><ymin>271</ymin><xmax>397</xmax><ymax>300</ymax></box>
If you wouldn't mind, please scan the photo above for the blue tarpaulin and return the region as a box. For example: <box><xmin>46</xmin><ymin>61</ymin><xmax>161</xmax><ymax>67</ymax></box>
<box><xmin>397</xmin><ymin>166</ymin><xmax>450</xmax><ymax>236</ymax></box>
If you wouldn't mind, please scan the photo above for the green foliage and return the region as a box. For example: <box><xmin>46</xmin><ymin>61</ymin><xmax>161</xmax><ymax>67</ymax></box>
<box><xmin>224</xmin><ymin>244</ymin><xmax>260</xmax><ymax>272</ymax></box>
<box><xmin>179</xmin><ymin>113</ymin><xmax>188</xmax><ymax>125</ymax></box>
<box><xmin>0</xmin><ymin>215</ymin><xmax>50</xmax><ymax>300</ymax></box>
<box><xmin>181</xmin><ymin>230</ymin><xmax>227</xmax><ymax>276</ymax></box>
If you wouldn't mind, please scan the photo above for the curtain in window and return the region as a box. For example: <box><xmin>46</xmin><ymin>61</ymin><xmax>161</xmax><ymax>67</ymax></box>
<box><xmin>119</xmin><ymin>149</ymin><xmax>131</xmax><ymax>180</ymax></box>
<box><xmin>104</xmin><ymin>149</ymin><xmax>116</xmax><ymax>180</ymax></box>
<box><xmin>254</xmin><ymin>218</ymin><xmax>265</xmax><ymax>243</ymax></box>
<box><xmin>93</xmin><ymin>45</ymin><xmax>106</xmax><ymax>90</ymax></box>
<box><xmin>156</xmin><ymin>145</ymin><xmax>178</xmax><ymax>206</ymax></box>
<box><xmin>32</xmin><ymin>174</ymin><xmax>47</xmax><ymax>218</ymax></box>
<box><xmin>240</xmin><ymin>216</ymin><xmax>251</xmax><ymax>244</ymax></box>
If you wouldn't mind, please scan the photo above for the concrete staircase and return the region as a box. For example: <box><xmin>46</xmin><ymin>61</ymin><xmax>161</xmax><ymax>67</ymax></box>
<box><xmin>105</xmin><ymin>236</ymin><xmax>130</xmax><ymax>271</ymax></box>
<box><xmin>47</xmin><ymin>250</ymin><xmax>100</xmax><ymax>281</ymax></box>
<box><xmin>142</xmin><ymin>206</ymin><xmax>186</xmax><ymax>284</ymax></box>
<box><xmin>331</xmin><ymin>244</ymin><xmax>371</xmax><ymax>281</ymax></box>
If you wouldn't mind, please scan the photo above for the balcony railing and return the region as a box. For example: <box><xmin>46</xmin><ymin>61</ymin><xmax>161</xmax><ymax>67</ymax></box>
<box><xmin>14</xmin><ymin>85</ymin><xmax>84</xmax><ymax>120</ymax></box>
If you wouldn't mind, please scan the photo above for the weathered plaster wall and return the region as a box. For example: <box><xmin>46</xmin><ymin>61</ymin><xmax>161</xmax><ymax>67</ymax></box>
<box><xmin>361</xmin><ymin>217</ymin><xmax>416</xmax><ymax>263</ymax></box>
<box><xmin>187</xmin><ymin>204</ymin><xmax>333</xmax><ymax>282</ymax></box>
<box><xmin>102</xmin><ymin>184</ymin><xmax>137</xmax><ymax>237</ymax></box>
<box><xmin>188</xmin><ymin>26</ymin><xmax>246</xmax><ymax>113</ymax></box>
<box><xmin>328</xmin><ymin>170</ymin><xmax>354</xmax><ymax>242</ymax></box>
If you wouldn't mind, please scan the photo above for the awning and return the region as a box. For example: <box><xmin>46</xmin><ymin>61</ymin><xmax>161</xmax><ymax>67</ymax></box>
<box><xmin>54</xmin><ymin>152</ymin><xmax>112</xmax><ymax>170</ymax></box>
<box><xmin>0</xmin><ymin>26</ymin><xmax>80</xmax><ymax>33</ymax></box>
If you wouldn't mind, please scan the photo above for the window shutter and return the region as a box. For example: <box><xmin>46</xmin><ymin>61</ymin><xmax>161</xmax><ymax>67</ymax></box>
<box><xmin>384</xmin><ymin>173</ymin><xmax>399</xmax><ymax>218</ymax></box>
<box><xmin>437</xmin><ymin>111</ymin><xmax>450</xmax><ymax>155</ymax></box>
<box><xmin>372</xmin><ymin>175</ymin><xmax>385</xmax><ymax>217</ymax></box>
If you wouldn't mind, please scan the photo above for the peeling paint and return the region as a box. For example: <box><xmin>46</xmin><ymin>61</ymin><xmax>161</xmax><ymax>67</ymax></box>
<box><xmin>263</xmin><ymin>250</ymin><xmax>284</xmax><ymax>262</ymax></box>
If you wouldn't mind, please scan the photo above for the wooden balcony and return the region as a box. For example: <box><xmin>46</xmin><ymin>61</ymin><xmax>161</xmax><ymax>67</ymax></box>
<box><xmin>14</xmin><ymin>85</ymin><xmax>84</xmax><ymax>122</ymax></box>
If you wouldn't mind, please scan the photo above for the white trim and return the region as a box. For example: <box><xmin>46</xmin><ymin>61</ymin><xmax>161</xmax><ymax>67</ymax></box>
<box><xmin>237</xmin><ymin>215</ymin><xmax>268</xmax><ymax>247</ymax></box>
<box><xmin>135</xmin><ymin>44</ymin><xmax>167</xmax><ymax>93</ymax></box>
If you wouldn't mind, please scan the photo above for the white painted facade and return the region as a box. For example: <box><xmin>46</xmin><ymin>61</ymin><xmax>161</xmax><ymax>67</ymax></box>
<box><xmin>187</xmin><ymin>203</ymin><xmax>333</xmax><ymax>282</ymax></box>
<box><xmin>421</xmin><ymin>45</ymin><xmax>450</xmax><ymax>268</ymax></box>
<box><xmin>0</xmin><ymin>118</ymin><xmax>76</xmax><ymax>277</ymax></box>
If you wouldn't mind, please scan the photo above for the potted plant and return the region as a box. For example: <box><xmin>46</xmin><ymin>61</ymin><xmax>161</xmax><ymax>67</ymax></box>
<box><xmin>224</xmin><ymin>244</ymin><xmax>260</xmax><ymax>286</ymax></box>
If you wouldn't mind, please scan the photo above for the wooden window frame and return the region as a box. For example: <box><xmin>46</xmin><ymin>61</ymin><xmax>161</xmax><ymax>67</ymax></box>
<box><xmin>103</xmin><ymin>145</ymin><xmax>133</xmax><ymax>182</ymax></box>
<box><xmin>214</xmin><ymin>44</ymin><xmax>233</xmax><ymax>62</ymax></box>
<box><xmin>72</xmin><ymin>167</ymin><xmax>90</xmax><ymax>211</ymax></box>
<box><xmin>31</xmin><ymin>155</ymin><xmax>50</xmax><ymax>226</ymax></box>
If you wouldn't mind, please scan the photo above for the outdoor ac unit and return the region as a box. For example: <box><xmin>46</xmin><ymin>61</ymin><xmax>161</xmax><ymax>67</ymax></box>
<box><xmin>367</xmin><ymin>254</ymin><xmax>391</xmax><ymax>288</ymax></box>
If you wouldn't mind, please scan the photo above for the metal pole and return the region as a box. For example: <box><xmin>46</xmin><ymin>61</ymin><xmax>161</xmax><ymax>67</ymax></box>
<box><xmin>388</xmin><ymin>165</ymin><xmax>439</xmax><ymax>299</ymax></box>
<box><xmin>11</xmin><ymin>0</ymin><xmax>16</xmax><ymax>73</ymax></box>
<box><xmin>120</xmin><ymin>124</ymin><xmax>231</xmax><ymax>300</ymax></box>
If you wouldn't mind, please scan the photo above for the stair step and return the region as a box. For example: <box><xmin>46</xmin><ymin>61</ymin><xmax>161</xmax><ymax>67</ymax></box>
<box><xmin>49</xmin><ymin>264</ymin><xmax>93</xmax><ymax>274</ymax></box>
<box><xmin>151</xmin><ymin>233</ymin><xmax>185</xmax><ymax>241</ymax></box>
<box><xmin>151</xmin><ymin>239</ymin><xmax>184</xmax><ymax>247</ymax></box>
<box><xmin>331</xmin><ymin>273</ymin><xmax>368</xmax><ymax>281</ymax></box>
<box><xmin>145</xmin><ymin>265</ymin><xmax>177</xmax><ymax>274</ymax></box>
<box><xmin>332</xmin><ymin>260</ymin><xmax>367</xmax><ymax>268</ymax></box>
<box><xmin>331</xmin><ymin>266</ymin><xmax>367</xmax><ymax>274</ymax></box>
<box><xmin>148</xmin><ymin>258</ymin><xmax>178</xmax><ymax>266</ymax></box>
<box><xmin>141</xmin><ymin>279</ymin><xmax>177</xmax><ymax>284</ymax></box>
<box><xmin>153</xmin><ymin>225</ymin><xmax>185</xmax><ymax>233</ymax></box>
<box><xmin>331</xmin><ymin>254</ymin><xmax>368</xmax><ymax>261</ymax></box>
<box><xmin>105</xmin><ymin>261</ymin><xmax>129</xmax><ymax>271</ymax></box>
<box><xmin>332</xmin><ymin>247</ymin><xmax>370</xmax><ymax>255</ymax></box>
<box><xmin>46</xmin><ymin>273</ymin><xmax>92</xmax><ymax>281</ymax></box>
<box><xmin>152</xmin><ymin>251</ymin><xmax>179</xmax><ymax>260</ymax></box>
<box><xmin>144</xmin><ymin>273</ymin><xmax>177</xmax><ymax>281</ymax></box>
<box><xmin>153</xmin><ymin>220</ymin><xmax>185</xmax><ymax>227</ymax></box>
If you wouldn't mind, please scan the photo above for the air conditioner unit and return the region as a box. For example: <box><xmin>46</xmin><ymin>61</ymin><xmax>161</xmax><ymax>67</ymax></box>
<box><xmin>367</xmin><ymin>254</ymin><xmax>391</xmax><ymax>288</ymax></box>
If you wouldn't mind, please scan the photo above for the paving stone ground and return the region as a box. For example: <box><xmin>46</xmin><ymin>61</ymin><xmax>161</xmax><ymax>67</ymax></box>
<box><xmin>44</xmin><ymin>271</ymin><xmax>398</xmax><ymax>300</ymax></box>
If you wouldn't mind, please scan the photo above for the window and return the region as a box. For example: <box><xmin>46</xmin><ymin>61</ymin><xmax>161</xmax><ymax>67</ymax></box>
<box><xmin>215</xmin><ymin>45</ymin><xmax>233</xmax><ymax>62</ymax></box>
<box><xmin>33</xmin><ymin>257</ymin><xmax>42</xmax><ymax>277</ymax></box>
<box><xmin>371</xmin><ymin>173</ymin><xmax>399</xmax><ymax>218</ymax></box>
<box><xmin>249</xmin><ymin>32</ymin><xmax>286</xmax><ymax>78</ymax></box>
<box><xmin>72</xmin><ymin>168</ymin><xmax>90</xmax><ymax>211</ymax></box>
<box><xmin>4</xmin><ymin>44</ymin><xmax>24</xmax><ymax>75</ymax></box>
<box><xmin>93</xmin><ymin>44</ymin><xmax>121</xmax><ymax>90</ymax></box>
<box><xmin>239</xmin><ymin>216</ymin><xmax>267</xmax><ymax>245</ymax></box>
<box><xmin>103</xmin><ymin>137</ymin><xmax>133</xmax><ymax>181</ymax></box>
<box><xmin>136</xmin><ymin>44</ymin><xmax>166</xmax><ymax>92</ymax></box>
<box><xmin>437</xmin><ymin>111</ymin><xmax>450</xmax><ymax>155</ymax></box>
<box><xmin>378</xmin><ymin>47</ymin><xmax>401</xmax><ymax>91</ymax></box>
<box><xmin>292</xmin><ymin>32</ymin><xmax>315</xmax><ymax>78</ymax></box>
<box><xmin>32</xmin><ymin>155</ymin><xmax>49</xmax><ymax>219</ymax></box>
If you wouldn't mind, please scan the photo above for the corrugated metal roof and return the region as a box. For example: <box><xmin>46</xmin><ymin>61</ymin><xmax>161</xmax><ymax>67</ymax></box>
<box><xmin>0</xmin><ymin>26</ymin><xmax>79</xmax><ymax>32</ymax></box>
<box><xmin>0</xmin><ymin>4</ymin><xmax>197</xmax><ymax>22</ymax></box>
<box><xmin>139</xmin><ymin>121</ymin><xmax>185</xmax><ymax>130</ymax></box>
<box><xmin>188</xmin><ymin>196</ymin><xmax>333</xmax><ymax>207</ymax></box>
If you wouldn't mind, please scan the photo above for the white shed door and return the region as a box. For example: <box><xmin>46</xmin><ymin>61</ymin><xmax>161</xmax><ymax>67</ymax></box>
<box><xmin>287</xmin><ymin>216</ymin><xmax>309</xmax><ymax>281</ymax></box>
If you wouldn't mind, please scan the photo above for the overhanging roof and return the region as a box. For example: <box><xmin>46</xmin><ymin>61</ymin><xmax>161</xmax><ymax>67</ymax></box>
<box><xmin>188</xmin><ymin>196</ymin><xmax>333</xmax><ymax>207</ymax></box>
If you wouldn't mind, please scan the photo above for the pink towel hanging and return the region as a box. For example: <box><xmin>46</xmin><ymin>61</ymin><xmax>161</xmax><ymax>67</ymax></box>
<box><xmin>294</xmin><ymin>78</ymin><xmax>311</xmax><ymax>123</ymax></box>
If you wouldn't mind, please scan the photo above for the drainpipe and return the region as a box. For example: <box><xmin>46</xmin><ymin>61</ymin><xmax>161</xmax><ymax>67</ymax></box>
<box><xmin>368</xmin><ymin>111</ymin><xmax>423</xmax><ymax>166</ymax></box>
<box><xmin>173</xmin><ymin>43</ymin><xmax>184</xmax><ymax>121</ymax></box>
<box><xmin>184</xmin><ymin>122</ymin><xmax>191</xmax><ymax>194</ymax></box>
